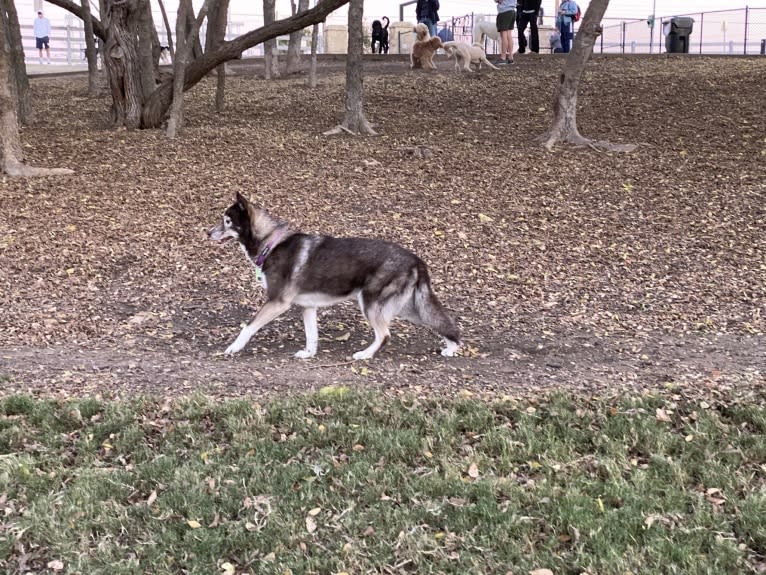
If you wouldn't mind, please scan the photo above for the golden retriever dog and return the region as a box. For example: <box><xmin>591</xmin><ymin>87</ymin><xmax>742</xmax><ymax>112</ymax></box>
<box><xmin>411</xmin><ymin>24</ymin><xmax>442</xmax><ymax>70</ymax></box>
<box><xmin>442</xmin><ymin>41</ymin><xmax>499</xmax><ymax>72</ymax></box>
<box><xmin>414</xmin><ymin>22</ymin><xmax>430</xmax><ymax>41</ymax></box>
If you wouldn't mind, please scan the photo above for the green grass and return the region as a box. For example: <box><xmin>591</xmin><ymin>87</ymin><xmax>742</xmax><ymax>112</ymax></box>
<box><xmin>1</xmin><ymin>389</ymin><xmax>765</xmax><ymax>575</ymax></box>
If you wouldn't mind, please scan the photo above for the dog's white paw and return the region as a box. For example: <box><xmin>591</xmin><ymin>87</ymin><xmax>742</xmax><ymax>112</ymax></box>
<box><xmin>294</xmin><ymin>349</ymin><xmax>316</xmax><ymax>359</ymax></box>
<box><xmin>440</xmin><ymin>340</ymin><xmax>460</xmax><ymax>357</ymax></box>
<box><xmin>352</xmin><ymin>349</ymin><xmax>375</xmax><ymax>361</ymax></box>
<box><xmin>224</xmin><ymin>341</ymin><xmax>244</xmax><ymax>356</ymax></box>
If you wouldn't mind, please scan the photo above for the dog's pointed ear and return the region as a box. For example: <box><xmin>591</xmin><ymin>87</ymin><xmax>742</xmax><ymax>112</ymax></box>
<box><xmin>235</xmin><ymin>192</ymin><xmax>248</xmax><ymax>210</ymax></box>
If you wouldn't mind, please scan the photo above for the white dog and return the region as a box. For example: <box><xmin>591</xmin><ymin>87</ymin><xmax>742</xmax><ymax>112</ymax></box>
<box><xmin>443</xmin><ymin>41</ymin><xmax>499</xmax><ymax>72</ymax></box>
<box><xmin>472</xmin><ymin>15</ymin><xmax>499</xmax><ymax>45</ymax></box>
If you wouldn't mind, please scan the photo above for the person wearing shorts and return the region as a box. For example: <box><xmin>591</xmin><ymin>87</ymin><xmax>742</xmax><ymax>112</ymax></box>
<box><xmin>34</xmin><ymin>11</ymin><xmax>51</xmax><ymax>64</ymax></box>
<box><xmin>495</xmin><ymin>0</ymin><xmax>516</xmax><ymax>65</ymax></box>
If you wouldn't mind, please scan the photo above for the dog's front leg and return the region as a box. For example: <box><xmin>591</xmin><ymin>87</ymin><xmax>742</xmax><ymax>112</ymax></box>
<box><xmin>295</xmin><ymin>307</ymin><xmax>318</xmax><ymax>359</ymax></box>
<box><xmin>224</xmin><ymin>299</ymin><xmax>292</xmax><ymax>356</ymax></box>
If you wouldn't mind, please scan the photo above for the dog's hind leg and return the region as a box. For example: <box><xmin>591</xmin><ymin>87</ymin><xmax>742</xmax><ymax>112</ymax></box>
<box><xmin>225</xmin><ymin>299</ymin><xmax>292</xmax><ymax>356</ymax></box>
<box><xmin>404</xmin><ymin>274</ymin><xmax>460</xmax><ymax>356</ymax></box>
<box><xmin>295</xmin><ymin>306</ymin><xmax>318</xmax><ymax>359</ymax></box>
<box><xmin>354</xmin><ymin>292</ymin><xmax>400</xmax><ymax>360</ymax></box>
<box><xmin>353</xmin><ymin>309</ymin><xmax>391</xmax><ymax>360</ymax></box>
<box><xmin>419</xmin><ymin>293</ymin><xmax>460</xmax><ymax>356</ymax></box>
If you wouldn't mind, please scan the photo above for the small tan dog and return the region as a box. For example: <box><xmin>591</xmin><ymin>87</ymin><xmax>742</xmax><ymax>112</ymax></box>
<box><xmin>443</xmin><ymin>41</ymin><xmax>499</xmax><ymax>72</ymax></box>
<box><xmin>411</xmin><ymin>24</ymin><xmax>442</xmax><ymax>69</ymax></box>
<box><xmin>414</xmin><ymin>22</ymin><xmax>430</xmax><ymax>41</ymax></box>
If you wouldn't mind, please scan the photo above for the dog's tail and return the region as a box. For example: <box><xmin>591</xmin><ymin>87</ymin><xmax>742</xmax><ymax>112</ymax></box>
<box><xmin>482</xmin><ymin>56</ymin><xmax>500</xmax><ymax>71</ymax></box>
<box><xmin>382</xmin><ymin>16</ymin><xmax>389</xmax><ymax>29</ymax></box>
<box><xmin>441</xmin><ymin>41</ymin><xmax>458</xmax><ymax>58</ymax></box>
<box><xmin>410</xmin><ymin>261</ymin><xmax>461</xmax><ymax>346</ymax></box>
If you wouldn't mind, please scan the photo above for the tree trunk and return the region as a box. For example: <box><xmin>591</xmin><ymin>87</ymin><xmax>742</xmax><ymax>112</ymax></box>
<box><xmin>157</xmin><ymin>0</ymin><xmax>174</xmax><ymax>61</ymax></box>
<box><xmin>184</xmin><ymin>7</ymin><xmax>204</xmax><ymax>60</ymax></box>
<box><xmin>307</xmin><ymin>21</ymin><xmax>319</xmax><ymax>88</ymax></box>
<box><xmin>1</xmin><ymin>0</ymin><xmax>31</xmax><ymax>124</ymax></box>
<box><xmin>286</xmin><ymin>0</ymin><xmax>309</xmax><ymax>73</ymax></box>
<box><xmin>166</xmin><ymin>0</ymin><xmax>189</xmax><ymax>138</ymax></box>
<box><xmin>263</xmin><ymin>0</ymin><xmax>280</xmax><ymax>79</ymax></box>
<box><xmin>0</xmin><ymin>10</ymin><xmax>72</xmax><ymax>176</ymax></box>
<box><xmin>539</xmin><ymin>0</ymin><xmax>634</xmax><ymax>152</ymax></box>
<box><xmin>80</xmin><ymin>0</ymin><xmax>100</xmax><ymax>96</ymax></box>
<box><xmin>167</xmin><ymin>0</ymin><xmax>209</xmax><ymax>138</ymax></box>
<box><xmin>136</xmin><ymin>1</ymin><xmax>157</xmax><ymax>99</ymax></box>
<box><xmin>324</xmin><ymin>0</ymin><xmax>374</xmax><ymax>135</ymax></box>
<box><xmin>205</xmin><ymin>0</ymin><xmax>230</xmax><ymax>113</ymax></box>
<box><xmin>102</xmin><ymin>0</ymin><xmax>145</xmax><ymax>129</ymax></box>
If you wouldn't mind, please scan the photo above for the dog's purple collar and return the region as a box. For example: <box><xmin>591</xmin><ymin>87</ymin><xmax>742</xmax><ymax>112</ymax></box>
<box><xmin>255</xmin><ymin>225</ymin><xmax>287</xmax><ymax>268</ymax></box>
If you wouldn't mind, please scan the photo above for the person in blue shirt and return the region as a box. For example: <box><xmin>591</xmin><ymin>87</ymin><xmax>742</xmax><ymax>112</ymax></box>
<box><xmin>34</xmin><ymin>11</ymin><xmax>52</xmax><ymax>64</ymax></box>
<box><xmin>415</xmin><ymin>0</ymin><xmax>439</xmax><ymax>38</ymax></box>
<box><xmin>557</xmin><ymin>0</ymin><xmax>578</xmax><ymax>53</ymax></box>
<box><xmin>494</xmin><ymin>0</ymin><xmax>516</xmax><ymax>65</ymax></box>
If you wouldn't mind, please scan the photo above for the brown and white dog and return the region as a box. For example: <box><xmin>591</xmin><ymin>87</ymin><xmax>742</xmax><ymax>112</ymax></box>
<box><xmin>443</xmin><ymin>41</ymin><xmax>499</xmax><ymax>71</ymax></box>
<box><xmin>411</xmin><ymin>23</ymin><xmax>442</xmax><ymax>70</ymax></box>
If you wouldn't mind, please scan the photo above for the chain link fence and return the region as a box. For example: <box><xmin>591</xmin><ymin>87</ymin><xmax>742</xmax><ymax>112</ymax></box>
<box><xmin>598</xmin><ymin>8</ymin><xmax>766</xmax><ymax>55</ymax></box>
<box><xmin>444</xmin><ymin>8</ymin><xmax>766</xmax><ymax>56</ymax></box>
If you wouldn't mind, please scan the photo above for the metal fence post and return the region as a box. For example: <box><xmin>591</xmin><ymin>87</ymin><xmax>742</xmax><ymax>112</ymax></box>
<box><xmin>621</xmin><ymin>21</ymin><xmax>625</xmax><ymax>53</ymax></box>
<box><xmin>657</xmin><ymin>18</ymin><xmax>662</xmax><ymax>53</ymax></box>
<box><xmin>66</xmin><ymin>22</ymin><xmax>72</xmax><ymax>64</ymax></box>
<box><xmin>743</xmin><ymin>6</ymin><xmax>749</xmax><ymax>54</ymax></box>
<box><xmin>698</xmin><ymin>12</ymin><xmax>703</xmax><ymax>54</ymax></box>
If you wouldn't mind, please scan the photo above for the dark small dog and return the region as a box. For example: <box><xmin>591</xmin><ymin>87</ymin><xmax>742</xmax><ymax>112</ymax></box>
<box><xmin>371</xmin><ymin>16</ymin><xmax>390</xmax><ymax>54</ymax></box>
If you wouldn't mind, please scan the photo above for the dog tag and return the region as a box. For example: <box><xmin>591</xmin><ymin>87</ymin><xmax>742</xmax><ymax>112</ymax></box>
<box><xmin>255</xmin><ymin>266</ymin><xmax>264</xmax><ymax>283</ymax></box>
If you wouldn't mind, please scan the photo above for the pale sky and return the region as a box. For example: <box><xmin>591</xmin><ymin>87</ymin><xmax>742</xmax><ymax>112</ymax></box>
<box><xmin>21</xmin><ymin>0</ymin><xmax>763</xmax><ymax>28</ymax></box>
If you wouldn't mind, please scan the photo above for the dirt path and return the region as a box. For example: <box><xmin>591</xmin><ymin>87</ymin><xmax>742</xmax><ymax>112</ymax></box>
<box><xmin>2</xmin><ymin>329</ymin><xmax>762</xmax><ymax>400</ymax></box>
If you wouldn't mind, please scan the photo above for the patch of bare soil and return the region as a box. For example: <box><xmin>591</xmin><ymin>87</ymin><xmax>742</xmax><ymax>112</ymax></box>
<box><xmin>1</xmin><ymin>55</ymin><xmax>764</xmax><ymax>401</ymax></box>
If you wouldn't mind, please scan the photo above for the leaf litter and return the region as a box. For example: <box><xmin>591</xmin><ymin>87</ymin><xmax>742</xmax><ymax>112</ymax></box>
<box><xmin>0</xmin><ymin>55</ymin><xmax>763</xmax><ymax>402</ymax></box>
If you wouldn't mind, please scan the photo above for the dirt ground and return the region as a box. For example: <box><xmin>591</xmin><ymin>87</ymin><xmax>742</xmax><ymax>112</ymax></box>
<box><xmin>0</xmin><ymin>54</ymin><xmax>764</xmax><ymax>401</ymax></box>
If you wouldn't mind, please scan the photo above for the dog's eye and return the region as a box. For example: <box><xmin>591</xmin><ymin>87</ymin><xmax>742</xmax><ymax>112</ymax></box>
<box><xmin>224</xmin><ymin>216</ymin><xmax>232</xmax><ymax>226</ymax></box>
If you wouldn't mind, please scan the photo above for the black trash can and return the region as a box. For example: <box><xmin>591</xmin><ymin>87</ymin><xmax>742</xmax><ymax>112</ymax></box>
<box><xmin>665</xmin><ymin>16</ymin><xmax>694</xmax><ymax>53</ymax></box>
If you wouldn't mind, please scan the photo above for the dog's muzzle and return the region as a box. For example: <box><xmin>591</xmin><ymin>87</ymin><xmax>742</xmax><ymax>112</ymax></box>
<box><xmin>207</xmin><ymin>224</ymin><xmax>232</xmax><ymax>243</ymax></box>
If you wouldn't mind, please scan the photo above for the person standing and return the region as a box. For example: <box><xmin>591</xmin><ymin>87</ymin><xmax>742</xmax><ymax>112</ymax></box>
<box><xmin>516</xmin><ymin>0</ymin><xmax>541</xmax><ymax>54</ymax></box>
<box><xmin>415</xmin><ymin>0</ymin><xmax>439</xmax><ymax>38</ymax></box>
<box><xmin>34</xmin><ymin>11</ymin><xmax>52</xmax><ymax>64</ymax></box>
<box><xmin>494</xmin><ymin>0</ymin><xmax>515</xmax><ymax>65</ymax></box>
<box><xmin>557</xmin><ymin>0</ymin><xmax>578</xmax><ymax>53</ymax></box>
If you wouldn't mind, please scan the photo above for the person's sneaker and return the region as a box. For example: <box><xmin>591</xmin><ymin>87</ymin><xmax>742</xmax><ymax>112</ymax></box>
<box><xmin>39</xmin><ymin>58</ymin><xmax>43</xmax><ymax>64</ymax></box>
<box><xmin>496</xmin><ymin>59</ymin><xmax>509</xmax><ymax>65</ymax></box>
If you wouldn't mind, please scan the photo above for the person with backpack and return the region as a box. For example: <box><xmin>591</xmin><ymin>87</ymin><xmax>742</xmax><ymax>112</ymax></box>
<box><xmin>415</xmin><ymin>0</ymin><xmax>440</xmax><ymax>38</ymax></box>
<box><xmin>516</xmin><ymin>0</ymin><xmax>542</xmax><ymax>54</ymax></box>
<box><xmin>557</xmin><ymin>0</ymin><xmax>579</xmax><ymax>53</ymax></box>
